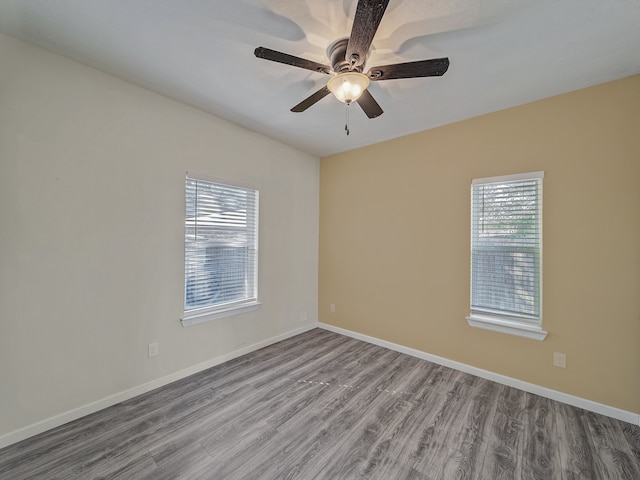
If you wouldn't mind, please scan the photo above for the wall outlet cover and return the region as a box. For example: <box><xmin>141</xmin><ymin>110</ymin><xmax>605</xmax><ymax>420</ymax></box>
<box><xmin>553</xmin><ymin>352</ymin><xmax>566</xmax><ymax>368</ymax></box>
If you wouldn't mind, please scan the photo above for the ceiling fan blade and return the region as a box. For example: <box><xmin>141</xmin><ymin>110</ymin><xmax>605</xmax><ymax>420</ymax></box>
<box><xmin>291</xmin><ymin>86</ymin><xmax>331</xmax><ymax>112</ymax></box>
<box><xmin>356</xmin><ymin>89</ymin><xmax>383</xmax><ymax>118</ymax></box>
<box><xmin>367</xmin><ymin>58</ymin><xmax>450</xmax><ymax>80</ymax></box>
<box><xmin>346</xmin><ymin>0</ymin><xmax>390</xmax><ymax>68</ymax></box>
<box><xmin>254</xmin><ymin>47</ymin><xmax>332</xmax><ymax>74</ymax></box>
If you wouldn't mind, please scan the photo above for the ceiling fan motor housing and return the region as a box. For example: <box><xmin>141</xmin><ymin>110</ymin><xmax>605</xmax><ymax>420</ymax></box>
<box><xmin>328</xmin><ymin>38</ymin><xmax>364</xmax><ymax>73</ymax></box>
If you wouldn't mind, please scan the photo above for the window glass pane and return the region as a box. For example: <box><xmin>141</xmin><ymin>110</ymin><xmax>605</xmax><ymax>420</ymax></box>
<box><xmin>470</xmin><ymin>174</ymin><xmax>542</xmax><ymax>322</ymax></box>
<box><xmin>185</xmin><ymin>176</ymin><xmax>258</xmax><ymax>312</ymax></box>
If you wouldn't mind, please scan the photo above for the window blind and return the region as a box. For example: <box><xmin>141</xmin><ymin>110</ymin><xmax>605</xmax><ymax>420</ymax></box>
<box><xmin>470</xmin><ymin>173</ymin><xmax>542</xmax><ymax>323</ymax></box>
<box><xmin>184</xmin><ymin>175</ymin><xmax>258</xmax><ymax>313</ymax></box>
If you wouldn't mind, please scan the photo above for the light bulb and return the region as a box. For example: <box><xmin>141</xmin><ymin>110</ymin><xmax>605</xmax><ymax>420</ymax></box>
<box><xmin>327</xmin><ymin>72</ymin><xmax>370</xmax><ymax>104</ymax></box>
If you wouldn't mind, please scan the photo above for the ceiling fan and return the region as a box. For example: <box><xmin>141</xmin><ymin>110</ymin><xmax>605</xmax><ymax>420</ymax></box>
<box><xmin>254</xmin><ymin>0</ymin><xmax>450</xmax><ymax>119</ymax></box>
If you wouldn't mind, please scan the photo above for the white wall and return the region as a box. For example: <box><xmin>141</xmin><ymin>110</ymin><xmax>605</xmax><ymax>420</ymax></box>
<box><xmin>0</xmin><ymin>33</ymin><xmax>319</xmax><ymax>443</ymax></box>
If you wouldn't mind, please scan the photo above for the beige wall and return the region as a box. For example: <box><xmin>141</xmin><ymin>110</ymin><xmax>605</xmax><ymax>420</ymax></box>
<box><xmin>319</xmin><ymin>75</ymin><xmax>640</xmax><ymax>414</ymax></box>
<box><xmin>0</xmin><ymin>33</ymin><xmax>319</xmax><ymax>440</ymax></box>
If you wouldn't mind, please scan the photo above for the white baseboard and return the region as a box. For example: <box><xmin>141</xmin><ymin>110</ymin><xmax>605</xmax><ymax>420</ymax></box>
<box><xmin>318</xmin><ymin>323</ymin><xmax>640</xmax><ymax>427</ymax></box>
<box><xmin>0</xmin><ymin>323</ymin><xmax>317</xmax><ymax>450</ymax></box>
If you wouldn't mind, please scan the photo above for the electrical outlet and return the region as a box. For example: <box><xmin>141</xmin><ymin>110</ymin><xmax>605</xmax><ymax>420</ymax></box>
<box><xmin>148</xmin><ymin>342</ymin><xmax>159</xmax><ymax>358</ymax></box>
<box><xmin>553</xmin><ymin>352</ymin><xmax>566</xmax><ymax>368</ymax></box>
<box><xmin>300</xmin><ymin>311</ymin><xmax>308</xmax><ymax>323</ymax></box>
<box><xmin>330</xmin><ymin>303</ymin><xmax>335</xmax><ymax>313</ymax></box>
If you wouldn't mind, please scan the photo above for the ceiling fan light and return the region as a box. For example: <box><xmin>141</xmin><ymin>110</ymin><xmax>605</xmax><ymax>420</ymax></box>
<box><xmin>327</xmin><ymin>72</ymin><xmax>370</xmax><ymax>104</ymax></box>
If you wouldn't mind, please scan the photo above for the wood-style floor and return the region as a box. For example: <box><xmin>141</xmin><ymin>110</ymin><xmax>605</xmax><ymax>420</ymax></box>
<box><xmin>1</xmin><ymin>329</ymin><xmax>638</xmax><ymax>479</ymax></box>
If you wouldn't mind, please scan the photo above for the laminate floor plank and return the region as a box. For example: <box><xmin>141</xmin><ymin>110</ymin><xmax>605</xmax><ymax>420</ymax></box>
<box><xmin>0</xmin><ymin>403</ymin><xmax>129</xmax><ymax>475</ymax></box>
<box><xmin>582</xmin><ymin>411</ymin><xmax>640</xmax><ymax>480</ymax></box>
<box><xmin>358</xmin><ymin>383</ymin><xmax>449</xmax><ymax>478</ymax></box>
<box><xmin>436</xmin><ymin>379</ymin><xmax>502</xmax><ymax>480</ymax></box>
<box><xmin>344</xmin><ymin>360</ymin><xmax>474</xmax><ymax>479</ymax></box>
<box><xmin>406</xmin><ymin>381</ymin><xmax>484</xmax><ymax>478</ymax></box>
<box><xmin>621</xmin><ymin>422</ymin><xmax>640</xmax><ymax>462</ymax></box>
<box><xmin>309</xmin><ymin>394</ymin><xmax>416</xmax><ymax>479</ymax></box>
<box><xmin>84</xmin><ymin>452</ymin><xmax>158</xmax><ymax>480</ymax></box>
<box><xmin>481</xmin><ymin>386</ymin><xmax>529</xmax><ymax>480</ymax></box>
<box><xmin>556</xmin><ymin>402</ymin><xmax>601</xmax><ymax>480</ymax></box>
<box><xmin>521</xmin><ymin>393</ymin><xmax>560</xmax><ymax>479</ymax></box>
<box><xmin>1</xmin><ymin>328</ymin><xmax>638</xmax><ymax>480</ymax></box>
<box><xmin>148</xmin><ymin>440</ymin><xmax>213</xmax><ymax>480</ymax></box>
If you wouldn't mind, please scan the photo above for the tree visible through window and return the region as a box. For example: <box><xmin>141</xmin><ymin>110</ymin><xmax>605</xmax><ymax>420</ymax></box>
<box><xmin>469</xmin><ymin>172</ymin><xmax>543</xmax><ymax>329</ymax></box>
<box><xmin>184</xmin><ymin>174</ymin><xmax>258</xmax><ymax>319</ymax></box>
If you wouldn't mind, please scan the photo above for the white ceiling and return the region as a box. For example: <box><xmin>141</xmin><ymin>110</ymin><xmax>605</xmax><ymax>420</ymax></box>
<box><xmin>1</xmin><ymin>0</ymin><xmax>639</xmax><ymax>157</ymax></box>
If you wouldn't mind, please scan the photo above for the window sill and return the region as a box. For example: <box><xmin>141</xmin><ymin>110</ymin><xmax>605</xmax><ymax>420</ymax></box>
<box><xmin>466</xmin><ymin>313</ymin><xmax>547</xmax><ymax>341</ymax></box>
<box><xmin>181</xmin><ymin>301</ymin><xmax>262</xmax><ymax>327</ymax></box>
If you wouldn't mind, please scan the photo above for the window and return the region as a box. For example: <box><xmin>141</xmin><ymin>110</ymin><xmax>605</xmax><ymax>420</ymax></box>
<box><xmin>466</xmin><ymin>172</ymin><xmax>546</xmax><ymax>340</ymax></box>
<box><xmin>182</xmin><ymin>173</ymin><xmax>260</xmax><ymax>326</ymax></box>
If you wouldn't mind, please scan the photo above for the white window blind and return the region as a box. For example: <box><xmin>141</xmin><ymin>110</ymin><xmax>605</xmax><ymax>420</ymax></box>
<box><xmin>184</xmin><ymin>174</ymin><xmax>258</xmax><ymax>319</ymax></box>
<box><xmin>470</xmin><ymin>172</ymin><xmax>543</xmax><ymax>326</ymax></box>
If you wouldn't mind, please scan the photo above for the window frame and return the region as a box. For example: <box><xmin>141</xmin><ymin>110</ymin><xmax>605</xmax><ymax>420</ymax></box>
<box><xmin>466</xmin><ymin>171</ymin><xmax>547</xmax><ymax>340</ymax></box>
<box><xmin>181</xmin><ymin>172</ymin><xmax>260</xmax><ymax>327</ymax></box>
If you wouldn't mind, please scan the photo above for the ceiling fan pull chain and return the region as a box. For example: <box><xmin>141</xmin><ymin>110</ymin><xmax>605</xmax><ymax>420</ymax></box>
<box><xmin>345</xmin><ymin>103</ymin><xmax>350</xmax><ymax>136</ymax></box>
